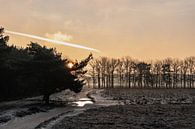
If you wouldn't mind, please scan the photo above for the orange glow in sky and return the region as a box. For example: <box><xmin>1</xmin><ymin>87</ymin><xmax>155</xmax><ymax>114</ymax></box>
<box><xmin>1</xmin><ymin>0</ymin><xmax>195</xmax><ymax>60</ymax></box>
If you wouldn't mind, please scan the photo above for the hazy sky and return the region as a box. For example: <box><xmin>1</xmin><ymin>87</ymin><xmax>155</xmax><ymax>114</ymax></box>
<box><xmin>1</xmin><ymin>0</ymin><xmax>195</xmax><ymax>60</ymax></box>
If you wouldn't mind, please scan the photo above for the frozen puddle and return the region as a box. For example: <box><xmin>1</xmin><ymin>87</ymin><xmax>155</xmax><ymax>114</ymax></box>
<box><xmin>73</xmin><ymin>98</ymin><xmax>94</xmax><ymax>107</ymax></box>
<box><xmin>36</xmin><ymin>98</ymin><xmax>94</xmax><ymax>129</ymax></box>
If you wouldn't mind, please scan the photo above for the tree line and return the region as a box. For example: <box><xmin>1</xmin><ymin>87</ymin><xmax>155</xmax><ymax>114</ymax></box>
<box><xmin>89</xmin><ymin>56</ymin><xmax>195</xmax><ymax>89</ymax></box>
<box><xmin>0</xmin><ymin>27</ymin><xmax>92</xmax><ymax>103</ymax></box>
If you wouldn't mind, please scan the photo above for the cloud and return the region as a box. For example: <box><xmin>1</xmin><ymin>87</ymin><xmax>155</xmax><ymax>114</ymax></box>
<box><xmin>45</xmin><ymin>32</ymin><xmax>73</xmax><ymax>42</ymax></box>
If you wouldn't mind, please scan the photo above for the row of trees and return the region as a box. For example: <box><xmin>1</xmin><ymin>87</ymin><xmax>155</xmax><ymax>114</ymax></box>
<box><xmin>89</xmin><ymin>56</ymin><xmax>195</xmax><ymax>89</ymax></box>
<box><xmin>0</xmin><ymin>27</ymin><xmax>92</xmax><ymax>103</ymax></box>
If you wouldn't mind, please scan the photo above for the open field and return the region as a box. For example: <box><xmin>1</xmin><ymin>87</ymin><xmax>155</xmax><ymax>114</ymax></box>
<box><xmin>102</xmin><ymin>89</ymin><xmax>195</xmax><ymax>105</ymax></box>
<box><xmin>1</xmin><ymin>88</ymin><xmax>195</xmax><ymax>129</ymax></box>
<box><xmin>53</xmin><ymin>89</ymin><xmax>195</xmax><ymax>129</ymax></box>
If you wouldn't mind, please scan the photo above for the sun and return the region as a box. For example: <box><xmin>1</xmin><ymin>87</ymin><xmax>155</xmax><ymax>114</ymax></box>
<box><xmin>67</xmin><ymin>62</ymin><xmax>74</xmax><ymax>68</ymax></box>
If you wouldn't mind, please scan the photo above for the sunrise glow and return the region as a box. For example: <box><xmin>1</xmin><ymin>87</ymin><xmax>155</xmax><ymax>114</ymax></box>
<box><xmin>1</xmin><ymin>0</ymin><xmax>194</xmax><ymax>60</ymax></box>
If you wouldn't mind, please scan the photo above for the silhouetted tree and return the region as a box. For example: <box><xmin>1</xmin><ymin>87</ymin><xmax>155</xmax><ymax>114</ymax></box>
<box><xmin>116</xmin><ymin>59</ymin><xmax>124</xmax><ymax>88</ymax></box>
<box><xmin>89</xmin><ymin>60</ymin><xmax>96</xmax><ymax>88</ymax></box>
<box><xmin>110</xmin><ymin>58</ymin><xmax>119</xmax><ymax>88</ymax></box>
<box><xmin>0</xmin><ymin>28</ymin><xmax>92</xmax><ymax>103</ymax></box>
<box><xmin>136</xmin><ymin>62</ymin><xmax>151</xmax><ymax>88</ymax></box>
<box><xmin>89</xmin><ymin>56</ymin><xmax>195</xmax><ymax>89</ymax></box>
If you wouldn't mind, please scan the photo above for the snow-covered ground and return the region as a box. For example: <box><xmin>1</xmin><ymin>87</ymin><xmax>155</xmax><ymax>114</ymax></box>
<box><xmin>1</xmin><ymin>88</ymin><xmax>194</xmax><ymax>129</ymax></box>
<box><xmin>0</xmin><ymin>88</ymin><xmax>96</xmax><ymax>129</ymax></box>
<box><xmin>52</xmin><ymin>89</ymin><xmax>195</xmax><ymax>129</ymax></box>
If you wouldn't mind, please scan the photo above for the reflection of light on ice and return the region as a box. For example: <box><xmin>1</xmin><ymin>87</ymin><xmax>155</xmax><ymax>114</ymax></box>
<box><xmin>73</xmin><ymin>101</ymin><xmax>93</xmax><ymax>107</ymax></box>
<box><xmin>73</xmin><ymin>98</ymin><xmax>93</xmax><ymax>107</ymax></box>
<box><xmin>79</xmin><ymin>98</ymin><xmax>92</xmax><ymax>101</ymax></box>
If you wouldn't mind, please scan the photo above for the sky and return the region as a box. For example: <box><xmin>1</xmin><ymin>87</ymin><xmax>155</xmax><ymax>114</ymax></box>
<box><xmin>1</xmin><ymin>0</ymin><xmax>195</xmax><ymax>60</ymax></box>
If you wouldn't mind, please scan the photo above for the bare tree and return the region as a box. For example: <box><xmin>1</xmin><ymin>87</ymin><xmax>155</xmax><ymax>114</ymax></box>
<box><xmin>136</xmin><ymin>62</ymin><xmax>151</xmax><ymax>88</ymax></box>
<box><xmin>181</xmin><ymin>59</ymin><xmax>189</xmax><ymax>88</ymax></box>
<box><xmin>89</xmin><ymin>60</ymin><xmax>96</xmax><ymax>88</ymax></box>
<box><xmin>123</xmin><ymin>57</ymin><xmax>130</xmax><ymax>88</ymax></box>
<box><xmin>152</xmin><ymin>60</ymin><xmax>162</xmax><ymax>88</ymax></box>
<box><xmin>105</xmin><ymin>59</ymin><xmax>111</xmax><ymax>88</ymax></box>
<box><xmin>185</xmin><ymin>57</ymin><xmax>195</xmax><ymax>88</ymax></box>
<box><xmin>95</xmin><ymin>59</ymin><xmax>101</xmax><ymax>88</ymax></box>
<box><xmin>99</xmin><ymin>57</ymin><xmax>108</xmax><ymax>88</ymax></box>
<box><xmin>89</xmin><ymin>56</ymin><xmax>195</xmax><ymax>89</ymax></box>
<box><xmin>116</xmin><ymin>59</ymin><xmax>124</xmax><ymax>88</ymax></box>
<box><xmin>110</xmin><ymin>58</ymin><xmax>119</xmax><ymax>88</ymax></box>
<box><xmin>162</xmin><ymin>58</ymin><xmax>173</xmax><ymax>88</ymax></box>
<box><xmin>171</xmin><ymin>59</ymin><xmax>180</xmax><ymax>88</ymax></box>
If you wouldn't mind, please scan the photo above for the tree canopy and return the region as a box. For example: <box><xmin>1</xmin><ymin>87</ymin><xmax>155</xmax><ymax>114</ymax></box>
<box><xmin>0</xmin><ymin>27</ymin><xmax>92</xmax><ymax>103</ymax></box>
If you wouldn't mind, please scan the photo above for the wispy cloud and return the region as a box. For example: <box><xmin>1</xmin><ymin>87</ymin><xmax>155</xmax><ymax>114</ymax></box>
<box><xmin>45</xmin><ymin>32</ymin><xmax>73</xmax><ymax>42</ymax></box>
